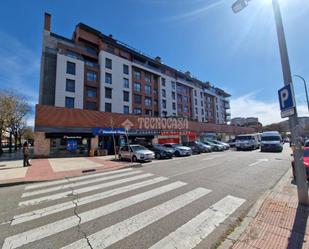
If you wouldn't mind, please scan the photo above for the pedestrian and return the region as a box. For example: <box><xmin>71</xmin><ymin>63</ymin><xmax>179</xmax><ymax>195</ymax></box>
<box><xmin>22</xmin><ymin>141</ymin><xmax>31</xmax><ymax>167</ymax></box>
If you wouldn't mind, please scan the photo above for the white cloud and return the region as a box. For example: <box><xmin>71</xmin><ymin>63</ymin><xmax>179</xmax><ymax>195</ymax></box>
<box><xmin>230</xmin><ymin>93</ymin><xmax>308</xmax><ymax>125</ymax></box>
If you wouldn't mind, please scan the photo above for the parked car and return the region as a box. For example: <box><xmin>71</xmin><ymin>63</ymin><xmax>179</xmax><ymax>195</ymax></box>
<box><xmin>195</xmin><ymin>141</ymin><xmax>212</xmax><ymax>152</ymax></box>
<box><xmin>260</xmin><ymin>131</ymin><xmax>283</xmax><ymax>152</ymax></box>
<box><xmin>202</xmin><ymin>141</ymin><xmax>224</xmax><ymax>151</ymax></box>
<box><xmin>162</xmin><ymin>143</ymin><xmax>192</xmax><ymax>157</ymax></box>
<box><xmin>210</xmin><ymin>140</ymin><xmax>230</xmax><ymax>150</ymax></box>
<box><xmin>146</xmin><ymin>144</ymin><xmax>174</xmax><ymax>159</ymax></box>
<box><xmin>227</xmin><ymin>139</ymin><xmax>236</xmax><ymax>147</ymax></box>
<box><xmin>119</xmin><ymin>144</ymin><xmax>155</xmax><ymax>162</ymax></box>
<box><xmin>235</xmin><ymin>134</ymin><xmax>260</xmax><ymax>151</ymax></box>
<box><xmin>291</xmin><ymin>148</ymin><xmax>309</xmax><ymax>181</ymax></box>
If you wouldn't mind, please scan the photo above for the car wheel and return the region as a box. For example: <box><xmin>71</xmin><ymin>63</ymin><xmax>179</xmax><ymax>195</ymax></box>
<box><xmin>132</xmin><ymin>156</ymin><xmax>137</xmax><ymax>162</ymax></box>
<box><xmin>156</xmin><ymin>153</ymin><xmax>161</xmax><ymax>159</ymax></box>
<box><xmin>175</xmin><ymin>151</ymin><xmax>180</xmax><ymax>157</ymax></box>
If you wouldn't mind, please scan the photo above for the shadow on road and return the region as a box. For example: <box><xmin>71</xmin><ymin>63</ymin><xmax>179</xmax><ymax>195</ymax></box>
<box><xmin>287</xmin><ymin>204</ymin><xmax>309</xmax><ymax>249</ymax></box>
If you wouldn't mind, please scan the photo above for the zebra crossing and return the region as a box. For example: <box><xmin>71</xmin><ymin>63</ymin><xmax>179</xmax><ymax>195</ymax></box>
<box><xmin>1</xmin><ymin>168</ymin><xmax>246</xmax><ymax>249</ymax></box>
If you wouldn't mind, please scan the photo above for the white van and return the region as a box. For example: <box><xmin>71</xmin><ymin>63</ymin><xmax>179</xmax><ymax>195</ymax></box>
<box><xmin>235</xmin><ymin>134</ymin><xmax>260</xmax><ymax>151</ymax></box>
<box><xmin>260</xmin><ymin>131</ymin><xmax>283</xmax><ymax>152</ymax></box>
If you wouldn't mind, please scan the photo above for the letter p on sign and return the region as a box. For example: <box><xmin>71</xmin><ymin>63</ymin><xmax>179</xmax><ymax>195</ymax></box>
<box><xmin>278</xmin><ymin>84</ymin><xmax>296</xmax><ymax>118</ymax></box>
<box><xmin>280</xmin><ymin>89</ymin><xmax>289</xmax><ymax>108</ymax></box>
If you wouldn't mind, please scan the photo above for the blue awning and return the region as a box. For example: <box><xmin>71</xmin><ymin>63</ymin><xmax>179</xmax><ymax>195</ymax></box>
<box><xmin>92</xmin><ymin>128</ymin><xmax>126</xmax><ymax>135</ymax></box>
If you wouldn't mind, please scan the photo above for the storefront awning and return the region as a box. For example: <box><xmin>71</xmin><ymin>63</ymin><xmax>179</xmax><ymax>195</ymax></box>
<box><xmin>92</xmin><ymin>128</ymin><xmax>126</xmax><ymax>135</ymax></box>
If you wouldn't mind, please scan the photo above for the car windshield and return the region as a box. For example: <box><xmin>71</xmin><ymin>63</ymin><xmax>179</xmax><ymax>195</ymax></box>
<box><xmin>154</xmin><ymin>144</ymin><xmax>165</xmax><ymax>149</ymax></box>
<box><xmin>236</xmin><ymin>136</ymin><xmax>253</xmax><ymax>140</ymax></box>
<box><xmin>261</xmin><ymin>136</ymin><xmax>281</xmax><ymax>141</ymax></box>
<box><xmin>304</xmin><ymin>150</ymin><xmax>309</xmax><ymax>157</ymax></box>
<box><xmin>130</xmin><ymin>145</ymin><xmax>147</xmax><ymax>151</ymax></box>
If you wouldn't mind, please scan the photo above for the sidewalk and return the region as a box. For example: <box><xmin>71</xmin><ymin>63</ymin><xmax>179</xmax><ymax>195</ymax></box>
<box><xmin>221</xmin><ymin>169</ymin><xmax>309</xmax><ymax>249</ymax></box>
<box><xmin>0</xmin><ymin>155</ymin><xmax>138</xmax><ymax>186</ymax></box>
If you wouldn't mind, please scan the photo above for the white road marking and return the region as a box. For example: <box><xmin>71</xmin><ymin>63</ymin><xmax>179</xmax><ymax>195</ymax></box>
<box><xmin>25</xmin><ymin>168</ymin><xmax>133</xmax><ymax>190</ymax></box>
<box><xmin>2</xmin><ymin>181</ymin><xmax>190</xmax><ymax>249</ymax></box>
<box><xmin>18</xmin><ymin>173</ymin><xmax>154</xmax><ymax>206</ymax></box>
<box><xmin>149</xmin><ymin>195</ymin><xmax>245</xmax><ymax>249</ymax></box>
<box><xmin>60</xmin><ymin>188</ymin><xmax>211</xmax><ymax>249</ymax></box>
<box><xmin>202</xmin><ymin>157</ymin><xmax>215</xmax><ymax>161</ymax></box>
<box><xmin>22</xmin><ymin>170</ymin><xmax>141</xmax><ymax>197</ymax></box>
<box><xmin>12</xmin><ymin>176</ymin><xmax>168</xmax><ymax>225</ymax></box>
<box><xmin>249</xmin><ymin>158</ymin><xmax>269</xmax><ymax>167</ymax></box>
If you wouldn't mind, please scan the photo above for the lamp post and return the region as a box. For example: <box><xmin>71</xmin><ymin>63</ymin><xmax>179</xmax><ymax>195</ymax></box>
<box><xmin>232</xmin><ymin>0</ymin><xmax>309</xmax><ymax>205</ymax></box>
<box><xmin>294</xmin><ymin>75</ymin><xmax>309</xmax><ymax>113</ymax></box>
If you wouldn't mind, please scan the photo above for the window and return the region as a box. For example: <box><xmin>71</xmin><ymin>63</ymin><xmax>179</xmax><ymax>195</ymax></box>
<box><xmin>177</xmin><ymin>95</ymin><xmax>182</xmax><ymax>103</ymax></box>
<box><xmin>107</xmin><ymin>45</ymin><xmax>114</xmax><ymax>53</ymax></box>
<box><xmin>171</xmin><ymin>81</ymin><xmax>176</xmax><ymax>90</ymax></box>
<box><xmin>154</xmin><ymin>111</ymin><xmax>159</xmax><ymax>116</ymax></box>
<box><xmin>133</xmin><ymin>94</ymin><xmax>142</xmax><ymax>104</ymax></box>
<box><xmin>200</xmin><ymin>92</ymin><xmax>203</xmax><ymax>98</ymax></box>
<box><xmin>87</xmin><ymin>71</ymin><xmax>97</xmax><ymax>81</ymax></box>
<box><xmin>105</xmin><ymin>87</ymin><xmax>112</xmax><ymax>99</ymax></box>
<box><xmin>184</xmin><ymin>96</ymin><xmax>188</xmax><ymax>104</ymax></box>
<box><xmin>184</xmin><ymin>105</ymin><xmax>189</xmax><ymax>113</ymax></box>
<box><xmin>123</xmin><ymin>105</ymin><xmax>129</xmax><ymax>114</ymax></box>
<box><xmin>173</xmin><ymin>113</ymin><xmax>176</xmax><ymax>116</ymax></box>
<box><xmin>105</xmin><ymin>103</ymin><xmax>112</xmax><ymax>112</ymax></box>
<box><xmin>85</xmin><ymin>60</ymin><xmax>96</xmax><ymax>67</ymax></box>
<box><xmin>172</xmin><ymin>92</ymin><xmax>176</xmax><ymax>100</ymax></box>
<box><xmin>154</xmin><ymin>99</ymin><xmax>158</xmax><ymax>105</ymax></box>
<box><xmin>86</xmin><ymin>87</ymin><xmax>97</xmax><ymax>97</ymax></box>
<box><xmin>65</xmin><ymin>79</ymin><xmax>75</xmax><ymax>92</ymax></box>
<box><xmin>195</xmin><ymin>99</ymin><xmax>197</xmax><ymax>105</ymax></box>
<box><xmin>145</xmin><ymin>74</ymin><xmax>151</xmax><ymax>83</ymax></box>
<box><xmin>202</xmin><ymin>117</ymin><xmax>205</xmax><ymax>122</ymax></box>
<box><xmin>195</xmin><ymin>108</ymin><xmax>198</xmax><ymax>114</ymax></box>
<box><xmin>194</xmin><ymin>90</ymin><xmax>197</xmax><ymax>97</ymax></box>
<box><xmin>145</xmin><ymin>97</ymin><xmax>152</xmax><ymax>107</ymax></box>
<box><xmin>145</xmin><ymin>85</ymin><xmax>151</xmax><ymax>95</ymax></box>
<box><xmin>105</xmin><ymin>58</ymin><xmax>112</xmax><ymax>69</ymax></box>
<box><xmin>161</xmin><ymin>78</ymin><xmax>166</xmax><ymax>87</ymax></box>
<box><xmin>162</xmin><ymin>111</ymin><xmax>167</xmax><ymax>117</ymax></box>
<box><xmin>154</xmin><ymin>89</ymin><xmax>158</xmax><ymax>95</ymax></box>
<box><xmin>201</xmin><ymin>109</ymin><xmax>204</xmax><ymax>115</ymax></box>
<box><xmin>172</xmin><ymin>102</ymin><xmax>176</xmax><ymax>110</ymax></box>
<box><xmin>133</xmin><ymin>108</ymin><xmax>142</xmax><ymax>115</ymax></box>
<box><xmin>162</xmin><ymin>89</ymin><xmax>166</xmax><ymax>98</ymax></box>
<box><xmin>65</xmin><ymin>97</ymin><xmax>74</xmax><ymax>108</ymax></box>
<box><xmin>178</xmin><ymin>104</ymin><xmax>182</xmax><ymax>112</ymax></box>
<box><xmin>145</xmin><ymin>109</ymin><xmax>152</xmax><ymax>116</ymax></box>
<box><xmin>123</xmin><ymin>78</ymin><xmax>129</xmax><ymax>88</ymax></box>
<box><xmin>66</xmin><ymin>62</ymin><xmax>75</xmax><ymax>75</ymax></box>
<box><xmin>162</xmin><ymin>99</ymin><xmax>166</xmax><ymax>109</ymax></box>
<box><xmin>123</xmin><ymin>91</ymin><xmax>130</xmax><ymax>102</ymax></box>
<box><xmin>86</xmin><ymin>102</ymin><xmax>96</xmax><ymax>110</ymax></box>
<box><xmin>105</xmin><ymin>73</ymin><xmax>112</xmax><ymax>84</ymax></box>
<box><xmin>123</xmin><ymin>64</ymin><xmax>129</xmax><ymax>74</ymax></box>
<box><xmin>201</xmin><ymin>100</ymin><xmax>203</xmax><ymax>106</ymax></box>
<box><xmin>133</xmin><ymin>82</ymin><xmax>141</xmax><ymax>92</ymax></box>
<box><xmin>134</xmin><ymin>70</ymin><xmax>141</xmax><ymax>80</ymax></box>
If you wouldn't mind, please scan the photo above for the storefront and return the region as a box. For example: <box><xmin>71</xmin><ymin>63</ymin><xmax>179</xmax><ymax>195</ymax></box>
<box><xmin>47</xmin><ymin>133</ymin><xmax>93</xmax><ymax>157</ymax></box>
<box><xmin>93</xmin><ymin>128</ymin><xmax>126</xmax><ymax>155</ymax></box>
<box><xmin>157</xmin><ymin>131</ymin><xmax>197</xmax><ymax>144</ymax></box>
<box><xmin>127</xmin><ymin>129</ymin><xmax>158</xmax><ymax>147</ymax></box>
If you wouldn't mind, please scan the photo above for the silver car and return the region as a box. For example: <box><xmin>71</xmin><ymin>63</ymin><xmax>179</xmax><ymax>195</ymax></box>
<box><xmin>163</xmin><ymin>143</ymin><xmax>192</xmax><ymax>157</ymax></box>
<box><xmin>119</xmin><ymin>144</ymin><xmax>155</xmax><ymax>162</ymax></box>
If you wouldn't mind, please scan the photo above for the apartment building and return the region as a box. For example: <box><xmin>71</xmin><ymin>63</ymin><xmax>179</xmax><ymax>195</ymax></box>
<box><xmin>35</xmin><ymin>13</ymin><xmax>249</xmax><ymax>157</ymax></box>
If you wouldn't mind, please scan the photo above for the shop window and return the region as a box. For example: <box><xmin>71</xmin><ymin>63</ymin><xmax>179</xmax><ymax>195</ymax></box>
<box><xmin>123</xmin><ymin>105</ymin><xmax>129</xmax><ymax>114</ymax></box>
<box><xmin>65</xmin><ymin>97</ymin><xmax>74</xmax><ymax>108</ymax></box>
<box><xmin>65</xmin><ymin>79</ymin><xmax>75</xmax><ymax>92</ymax></box>
<box><xmin>66</xmin><ymin>61</ymin><xmax>76</xmax><ymax>75</ymax></box>
<box><xmin>105</xmin><ymin>73</ymin><xmax>112</xmax><ymax>84</ymax></box>
<box><xmin>123</xmin><ymin>91</ymin><xmax>130</xmax><ymax>102</ymax></box>
<box><xmin>123</xmin><ymin>64</ymin><xmax>129</xmax><ymax>74</ymax></box>
<box><xmin>105</xmin><ymin>103</ymin><xmax>112</xmax><ymax>112</ymax></box>
<box><xmin>105</xmin><ymin>58</ymin><xmax>112</xmax><ymax>69</ymax></box>
<box><xmin>86</xmin><ymin>87</ymin><xmax>97</xmax><ymax>97</ymax></box>
<box><xmin>105</xmin><ymin>87</ymin><xmax>112</xmax><ymax>99</ymax></box>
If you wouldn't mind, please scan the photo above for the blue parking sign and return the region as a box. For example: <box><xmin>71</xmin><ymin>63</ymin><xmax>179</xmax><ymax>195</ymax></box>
<box><xmin>278</xmin><ymin>84</ymin><xmax>295</xmax><ymax>111</ymax></box>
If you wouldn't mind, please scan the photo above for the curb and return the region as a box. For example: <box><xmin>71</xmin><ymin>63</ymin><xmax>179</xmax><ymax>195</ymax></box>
<box><xmin>0</xmin><ymin>162</ymin><xmax>142</xmax><ymax>188</ymax></box>
<box><xmin>218</xmin><ymin>167</ymin><xmax>292</xmax><ymax>249</ymax></box>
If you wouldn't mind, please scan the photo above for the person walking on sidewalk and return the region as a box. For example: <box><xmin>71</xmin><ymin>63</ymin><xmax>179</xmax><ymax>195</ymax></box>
<box><xmin>22</xmin><ymin>141</ymin><xmax>31</xmax><ymax>167</ymax></box>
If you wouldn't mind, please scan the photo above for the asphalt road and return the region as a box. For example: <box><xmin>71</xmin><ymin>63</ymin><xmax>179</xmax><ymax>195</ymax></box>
<box><xmin>0</xmin><ymin>145</ymin><xmax>292</xmax><ymax>249</ymax></box>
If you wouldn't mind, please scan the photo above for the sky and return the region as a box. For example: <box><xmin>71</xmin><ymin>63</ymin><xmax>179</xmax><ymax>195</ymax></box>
<box><xmin>0</xmin><ymin>0</ymin><xmax>308</xmax><ymax>126</ymax></box>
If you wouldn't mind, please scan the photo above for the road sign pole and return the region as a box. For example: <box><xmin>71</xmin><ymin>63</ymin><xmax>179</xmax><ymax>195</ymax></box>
<box><xmin>272</xmin><ymin>0</ymin><xmax>309</xmax><ymax>205</ymax></box>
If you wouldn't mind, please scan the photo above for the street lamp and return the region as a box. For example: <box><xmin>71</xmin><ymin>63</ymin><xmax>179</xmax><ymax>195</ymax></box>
<box><xmin>294</xmin><ymin>75</ymin><xmax>309</xmax><ymax>113</ymax></box>
<box><xmin>232</xmin><ymin>0</ymin><xmax>309</xmax><ymax>205</ymax></box>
